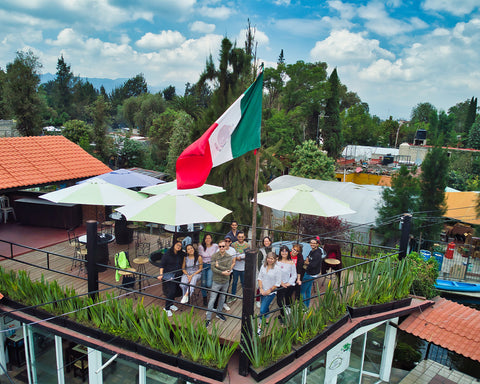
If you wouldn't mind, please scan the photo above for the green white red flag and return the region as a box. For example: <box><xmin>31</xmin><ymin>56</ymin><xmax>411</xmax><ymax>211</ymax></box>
<box><xmin>176</xmin><ymin>70</ymin><xmax>263</xmax><ymax>189</ymax></box>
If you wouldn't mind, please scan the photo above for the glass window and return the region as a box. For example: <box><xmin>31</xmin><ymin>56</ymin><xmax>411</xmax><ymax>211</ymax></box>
<box><xmin>306</xmin><ymin>355</ymin><xmax>326</xmax><ymax>383</ymax></box>
<box><xmin>102</xmin><ymin>352</ymin><xmax>138</xmax><ymax>383</ymax></box>
<box><xmin>337</xmin><ymin>333</ymin><xmax>363</xmax><ymax>383</ymax></box>
<box><xmin>28</xmin><ymin>326</ymin><xmax>57</xmax><ymax>383</ymax></box>
<box><xmin>363</xmin><ymin>323</ymin><xmax>386</xmax><ymax>376</ymax></box>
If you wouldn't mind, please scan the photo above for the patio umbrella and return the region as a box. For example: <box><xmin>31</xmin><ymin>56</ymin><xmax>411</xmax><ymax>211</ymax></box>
<box><xmin>256</xmin><ymin>184</ymin><xmax>355</xmax><ymax>240</ymax></box>
<box><xmin>140</xmin><ymin>179</ymin><xmax>225</xmax><ymax>196</ymax></box>
<box><xmin>78</xmin><ymin>168</ymin><xmax>163</xmax><ymax>189</ymax></box>
<box><xmin>116</xmin><ymin>193</ymin><xmax>231</xmax><ymax>226</ymax></box>
<box><xmin>40</xmin><ymin>179</ymin><xmax>147</xmax><ymax>206</ymax></box>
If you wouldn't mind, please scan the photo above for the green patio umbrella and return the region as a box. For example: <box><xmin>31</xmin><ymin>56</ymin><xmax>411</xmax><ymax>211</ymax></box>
<box><xmin>140</xmin><ymin>179</ymin><xmax>225</xmax><ymax>196</ymax></box>
<box><xmin>116</xmin><ymin>193</ymin><xmax>231</xmax><ymax>226</ymax></box>
<box><xmin>256</xmin><ymin>184</ymin><xmax>355</xmax><ymax>240</ymax></box>
<box><xmin>39</xmin><ymin>179</ymin><xmax>147</xmax><ymax>206</ymax></box>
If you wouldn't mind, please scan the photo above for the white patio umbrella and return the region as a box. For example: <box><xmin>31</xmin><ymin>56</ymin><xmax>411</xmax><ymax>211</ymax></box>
<box><xmin>116</xmin><ymin>193</ymin><xmax>231</xmax><ymax>226</ymax></box>
<box><xmin>78</xmin><ymin>168</ymin><xmax>164</xmax><ymax>189</ymax></box>
<box><xmin>256</xmin><ymin>184</ymin><xmax>355</xmax><ymax>239</ymax></box>
<box><xmin>141</xmin><ymin>179</ymin><xmax>225</xmax><ymax>196</ymax></box>
<box><xmin>40</xmin><ymin>179</ymin><xmax>147</xmax><ymax>206</ymax></box>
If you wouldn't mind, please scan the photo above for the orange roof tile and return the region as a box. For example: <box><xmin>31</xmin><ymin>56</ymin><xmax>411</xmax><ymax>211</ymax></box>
<box><xmin>0</xmin><ymin>136</ymin><xmax>111</xmax><ymax>192</ymax></box>
<box><xmin>399</xmin><ymin>297</ymin><xmax>480</xmax><ymax>362</ymax></box>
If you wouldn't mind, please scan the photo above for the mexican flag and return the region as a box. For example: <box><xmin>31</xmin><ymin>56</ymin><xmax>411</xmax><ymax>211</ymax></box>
<box><xmin>176</xmin><ymin>71</ymin><xmax>263</xmax><ymax>189</ymax></box>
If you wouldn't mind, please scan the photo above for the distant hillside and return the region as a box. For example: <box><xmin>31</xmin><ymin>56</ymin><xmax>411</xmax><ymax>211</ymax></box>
<box><xmin>40</xmin><ymin>73</ymin><xmax>128</xmax><ymax>93</ymax></box>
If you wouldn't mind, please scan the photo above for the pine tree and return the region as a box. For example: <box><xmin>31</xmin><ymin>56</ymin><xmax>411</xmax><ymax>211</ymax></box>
<box><xmin>419</xmin><ymin>146</ymin><xmax>449</xmax><ymax>243</ymax></box>
<box><xmin>465</xmin><ymin>96</ymin><xmax>478</xmax><ymax>133</ymax></box>
<box><xmin>376</xmin><ymin>165</ymin><xmax>420</xmax><ymax>244</ymax></box>
<box><xmin>323</xmin><ymin>68</ymin><xmax>342</xmax><ymax>158</ymax></box>
<box><xmin>468</xmin><ymin>116</ymin><xmax>480</xmax><ymax>149</ymax></box>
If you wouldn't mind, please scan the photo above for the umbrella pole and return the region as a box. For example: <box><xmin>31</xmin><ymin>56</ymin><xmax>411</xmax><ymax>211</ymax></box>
<box><xmin>297</xmin><ymin>213</ymin><xmax>302</xmax><ymax>242</ymax></box>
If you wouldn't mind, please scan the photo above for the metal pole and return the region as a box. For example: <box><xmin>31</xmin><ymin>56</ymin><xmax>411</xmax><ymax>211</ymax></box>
<box><xmin>86</xmin><ymin>220</ymin><xmax>99</xmax><ymax>300</ymax></box>
<box><xmin>399</xmin><ymin>214</ymin><xmax>412</xmax><ymax>260</ymax></box>
<box><xmin>239</xmin><ymin>249</ymin><xmax>256</xmax><ymax>376</ymax></box>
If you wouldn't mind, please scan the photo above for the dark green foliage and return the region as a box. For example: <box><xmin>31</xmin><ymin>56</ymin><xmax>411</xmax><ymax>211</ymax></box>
<box><xmin>90</xmin><ymin>96</ymin><xmax>112</xmax><ymax>162</ymax></box>
<box><xmin>407</xmin><ymin>251</ymin><xmax>439</xmax><ymax>298</ymax></box>
<box><xmin>323</xmin><ymin>68</ymin><xmax>342</xmax><ymax>158</ymax></box>
<box><xmin>465</xmin><ymin>96</ymin><xmax>478</xmax><ymax>133</ymax></box>
<box><xmin>165</xmin><ymin>111</ymin><xmax>195</xmax><ymax>176</ymax></box>
<box><xmin>5</xmin><ymin>50</ymin><xmax>44</xmax><ymax>136</ymax></box>
<box><xmin>162</xmin><ymin>85</ymin><xmax>176</xmax><ymax>101</ymax></box>
<box><xmin>410</xmin><ymin>102</ymin><xmax>437</xmax><ymax>124</ymax></box>
<box><xmin>376</xmin><ymin>165</ymin><xmax>420</xmax><ymax>244</ymax></box>
<box><xmin>419</xmin><ymin>146</ymin><xmax>449</xmax><ymax>241</ymax></box>
<box><xmin>290</xmin><ymin>140</ymin><xmax>336</xmax><ymax>180</ymax></box>
<box><xmin>468</xmin><ymin>116</ymin><xmax>480</xmax><ymax>149</ymax></box>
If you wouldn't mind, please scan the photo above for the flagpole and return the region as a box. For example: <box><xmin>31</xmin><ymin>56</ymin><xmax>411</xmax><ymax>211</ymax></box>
<box><xmin>251</xmin><ymin>149</ymin><xmax>260</xmax><ymax>250</ymax></box>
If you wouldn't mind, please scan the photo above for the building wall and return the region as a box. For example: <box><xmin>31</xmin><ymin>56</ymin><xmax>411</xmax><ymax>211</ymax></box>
<box><xmin>0</xmin><ymin>120</ymin><xmax>20</xmax><ymax>137</ymax></box>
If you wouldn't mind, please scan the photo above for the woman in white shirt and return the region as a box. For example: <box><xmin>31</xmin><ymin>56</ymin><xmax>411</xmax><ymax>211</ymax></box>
<box><xmin>276</xmin><ymin>245</ymin><xmax>296</xmax><ymax>323</ymax></box>
<box><xmin>257</xmin><ymin>252</ymin><xmax>281</xmax><ymax>320</ymax></box>
<box><xmin>198</xmin><ymin>233</ymin><xmax>219</xmax><ymax>306</ymax></box>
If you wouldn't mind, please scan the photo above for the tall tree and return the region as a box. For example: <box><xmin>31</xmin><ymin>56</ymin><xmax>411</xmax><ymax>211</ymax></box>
<box><xmin>290</xmin><ymin>140</ymin><xmax>336</xmax><ymax>180</ymax></box>
<box><xmin>165</xmin><ymin>111</ymin><xmax>195</xmax><ymax>177</ymax></box>
<box><xmin>376</xmin><ymin>165</ymin><xmax>420</xmax><ymax>244</ymax></box>
<box><xmin>419</xmin><ymin>146</ymin><xmax>449</xmax><ymax>242</ymax></box>
<box><xmin>5</xmin><ymin>50</ymin><xmax>44</xmax><ymax>136</ymax></box>
<box><xmin>0</xmin><ymin>68</ymin><xmax>11</xmax><ymax>119</ymax></box>
<box><xmin>410</xmin><ymin>102</ymin><xmax>437</xmax><ymax>125</ymax></box>
<box><xmin>468</xmin><ymin>116</ymin><xmax>480</xmax><ymax>149</ymax></box>
<box><xmin>52</xmin><ymin>55</ymin><xmax>74</xmax><ymax>119</ymax></box>
<box><xmin>465</xmin><ymin>96</ymin><xmax>478</xmax><ymax>134</ymax></box>
<box><xmin>323</xmin><ymin>68</ymin><xmax>342</xmax><ymax>158</ymax></box>
<box><xmin>90</xmin><ymin>96</ymin><xmax>111</xmax><ymax>162</ymax></box>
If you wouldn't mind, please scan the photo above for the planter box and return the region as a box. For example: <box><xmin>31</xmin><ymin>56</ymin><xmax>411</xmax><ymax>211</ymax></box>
<box><xmin>347</xmin><ymin>297</ymin><xmax>412</xmax><ymax>318</ymax></box>
<box><xmin>135</xmin><ymin>344</ymin><xmax>178</xmax><ymax>367</ymax></box>
<box><xmin>177</xmin><ymin>356</ymin><xmax>227</xmax><ymax>382</ymax></box>
<box><xmin>249</xmin><ymin>351</ymin><xmax>296</xmax><ymax>382</ymax></box>
<box><xmin>294</xmin><ymin>314</ymin><xmax>349</xmax><ymax>358</ymax></box>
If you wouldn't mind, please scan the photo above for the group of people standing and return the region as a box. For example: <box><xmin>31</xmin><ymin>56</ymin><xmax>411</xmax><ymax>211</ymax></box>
<box><xmin>256</xmin><ymin>237</ymin><xmax>325</xmax><ymax>323</ymax></box>
<box><xmin>156</xmin><ymin>221</ymin><xmax>327</xmax><ymax>326</ymax></box>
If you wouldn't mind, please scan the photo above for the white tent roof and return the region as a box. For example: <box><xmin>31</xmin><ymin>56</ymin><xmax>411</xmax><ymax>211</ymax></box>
<box><xmin>268</xmin><ymin>175</ymin><xmax>385</xmax><ymax>227</ymax></box>
<box><xmin>342</xmin><ymin>145</ymin><xmax>399</xmax><ymax>162</ymax></box>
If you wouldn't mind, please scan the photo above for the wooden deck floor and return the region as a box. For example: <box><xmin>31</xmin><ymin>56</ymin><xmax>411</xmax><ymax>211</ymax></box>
<box><xmin>0</xmin><ymin>232</ymin><xmax>329</xmax><ymax>344</ymax></box>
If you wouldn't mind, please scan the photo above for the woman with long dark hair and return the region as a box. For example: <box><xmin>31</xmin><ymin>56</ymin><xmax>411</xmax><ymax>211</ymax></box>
<box><xmin>291</xmin><ymin>243</ymin><xmax>305</xmax><ymax>300</ymax></box>
<box><xmin>157</xmin><ymin>241</ymin><xmax>185</xmax><ymax>316</ymax></box>
<box><xmin>180</xmin><ymin>244</ymin><xmax>203</xmax><ymax>304</ymax></box>
<box><xmin>276</xmin><ymin>245</ymin><xmax>296</xmax><ymax>322</ymax></box>
<box><xmin>198</xmin><ymin>233</ymin><xmax>218</xmax><ymax>306</ymax></box>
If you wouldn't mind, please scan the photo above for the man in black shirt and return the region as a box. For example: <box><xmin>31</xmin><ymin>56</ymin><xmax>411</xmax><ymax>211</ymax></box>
<box><xmin>301</xmin><ymin>238</ymin><xmax>325</xmax><ymax>307</ymax></box>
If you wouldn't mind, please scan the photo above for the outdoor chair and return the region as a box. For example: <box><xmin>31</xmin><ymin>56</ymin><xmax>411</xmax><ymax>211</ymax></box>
<box><xmin>0</xmin><ymin>196</ymin><xmax>16</xmax><ymax>224</ymax></box>
<box><xmin>72</xmin><ymin>238</ymin><xmax>88</xmax><ymax>274</ymax></box>
<box><xmin>115</xmin><ymin>251</ymin><xmax>136</xmax><ymax>295</ymax></box>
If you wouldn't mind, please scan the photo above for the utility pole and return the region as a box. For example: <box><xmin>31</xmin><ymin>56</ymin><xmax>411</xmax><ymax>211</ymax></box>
<box><xmin>399</xmin><ymin>214</ymin><xmax>412</xmax><ymax>260</ymax></box>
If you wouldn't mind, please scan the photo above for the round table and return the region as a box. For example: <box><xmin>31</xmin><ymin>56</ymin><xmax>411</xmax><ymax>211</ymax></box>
<box><xmin>77</xmin><ymin>234</ymin><xmax>115</xmax><ymax>272</ymax></box>
<box><xmin>118</xmin><ymin>267</ymin><xmax>136</xmax><ymax>276</ymax></box>
<box><xmin>324</xmin><ymin>258</ymin><xmax>341</xmax><ymax>266</ymax></box>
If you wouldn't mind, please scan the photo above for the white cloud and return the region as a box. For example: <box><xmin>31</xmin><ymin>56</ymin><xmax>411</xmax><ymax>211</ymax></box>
<box><xmin>190</xmin><ymin>21</ymin><xmax>216</xmax><ymax>34</ymax></box>
<box><xmin>136</xmin><ymin>31</ymin><xmax>186</xmax><ymax>50</ymax></box>
<box><xmin>422</xmin><ymin>0</ymin><xmax>480</xmax><ymax>17</ymax></box>
<box><xmin>273</xmin><ymin>0</ymin><xmax>291</xmax><ymax>5</ymax></box>
<box><xmin>310</xmin><ymin>29</ymin><xmax>395</xmax><ymax>64</ymax></box>
<box><xmin>197</xmin><ymin>5</ymin><xmax>234</xmax><ymax>19</ymax></box>
<box><xmin>328</xmin><ymin>0</ymin><xmax>356</xmax><ymax>20</ymax></box>
<box><xmin>358</xmin><ymin>2</ymin><xmax>428</xmax><ymax>36</ymax></box>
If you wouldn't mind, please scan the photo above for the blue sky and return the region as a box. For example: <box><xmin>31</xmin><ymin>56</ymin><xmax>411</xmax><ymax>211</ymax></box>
<box><xmin>0</xmin><ymin>0</ymin><xmax>479</xmax><ymax>120</ymax></box>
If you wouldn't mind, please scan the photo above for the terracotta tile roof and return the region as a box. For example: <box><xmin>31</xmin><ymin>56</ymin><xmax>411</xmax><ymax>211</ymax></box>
<box><xmin>0</xmin><ymin>136</ymin><xmax>111</xmax><ymax>192</ymax></box>
<box><xmin>399</xmin><ymin>297</ymin><xmax>480</xmax><ymax>362</ymax></box>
